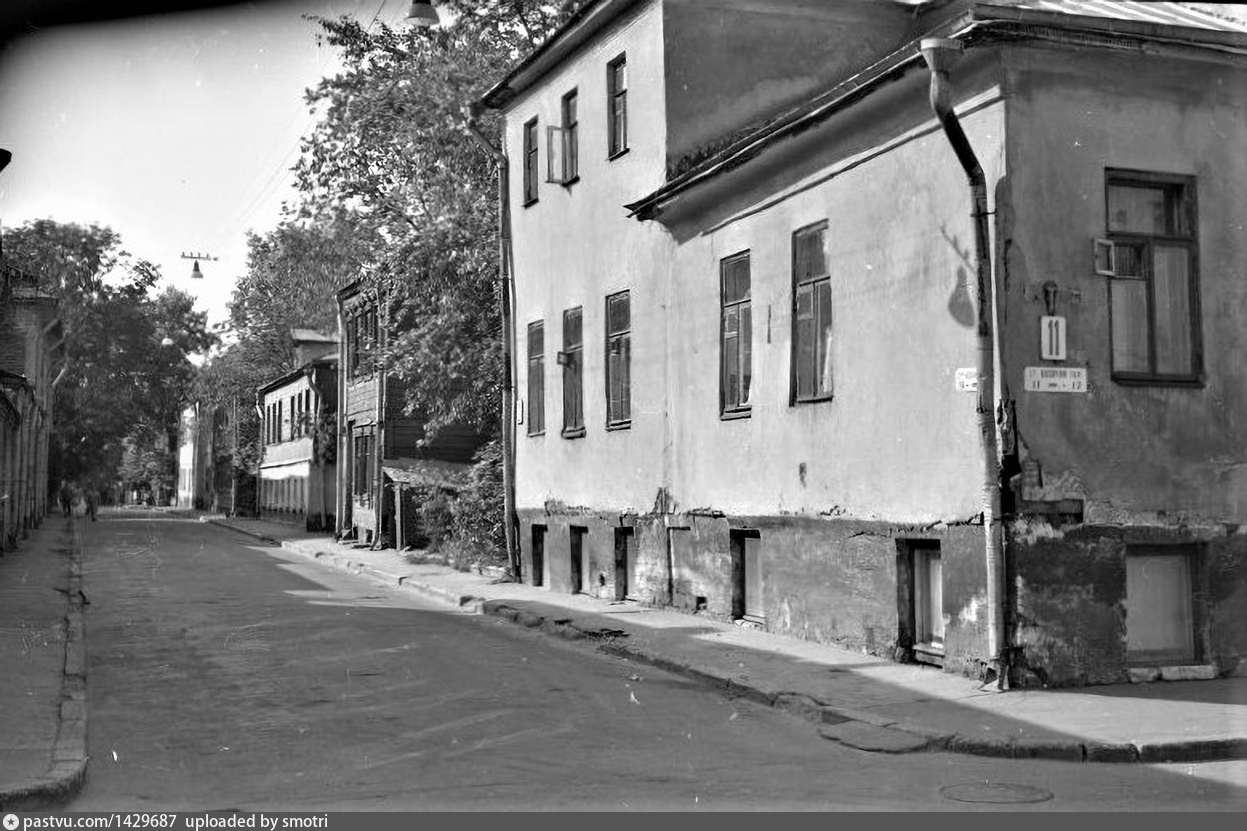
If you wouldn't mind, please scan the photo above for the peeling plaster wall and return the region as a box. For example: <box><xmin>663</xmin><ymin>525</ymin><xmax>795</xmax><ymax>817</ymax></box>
<box><xmin>1000</xmin><ymin>45</ymin><xmax>1247</xmax><ymax>687</ymax></box>
<box><xmin>1010</xmin><ymin>521</ymin><xmax>1247</xmax><ymax>686</ymax></box>
<box><xmin>520</xmin><ymin>509</ymin><xmax>989</xmax><ymax>674</ymax></box>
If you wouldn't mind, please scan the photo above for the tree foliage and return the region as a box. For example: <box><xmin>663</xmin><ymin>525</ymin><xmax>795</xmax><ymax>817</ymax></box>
<box><xmin>193</xmin><ymin>216</ymin><xmax>370</xmax><ymax>475</ymax></box>
<box><xmin>3</xmin><ymin>220</ymin><xmax>213</xmax><ymax>490</ymax></box>
<box><xmin>295</xmin><ymin>2</ymin><xmax>585</xmax><ymax>440</ymax></box>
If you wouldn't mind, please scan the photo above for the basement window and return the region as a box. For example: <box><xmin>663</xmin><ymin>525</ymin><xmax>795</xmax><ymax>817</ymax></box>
<box><xmin>1126</xmin><ymin>545</ymin><xmax>1201</xmax><ymax>666</ymax></box>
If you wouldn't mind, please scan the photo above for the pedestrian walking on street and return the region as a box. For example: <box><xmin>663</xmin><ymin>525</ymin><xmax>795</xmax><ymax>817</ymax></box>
<box><xmin>58</xmin><ymin>480</ymin><xmax>73</xmax><ymax>517</ymax></box>
<box><xmin>85</xmin><ymin>486</ymin><xmax>99</xmax><ymax>521</ymax></box>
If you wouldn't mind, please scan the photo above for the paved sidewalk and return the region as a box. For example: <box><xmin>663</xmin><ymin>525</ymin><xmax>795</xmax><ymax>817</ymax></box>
<box><xmin>210</xmin><ymin>514</ymin><xmax>1247</xmax><ymax>764</ymax></box>
<box><xmin>0</xmin><ymin>516</ymin><xmax>88</xmax><ymax>811</ymax></box>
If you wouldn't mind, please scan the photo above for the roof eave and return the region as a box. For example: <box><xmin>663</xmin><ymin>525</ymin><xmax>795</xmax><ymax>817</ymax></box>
<box><xmin>628</xmin><ymin>4</ymin><xmax>1247</xmax><ymax>221</ymax></box>
<box><xmin>478</xmin><ymin>0</ymin><xmax>643</xmax><ymax>113</ymax></box>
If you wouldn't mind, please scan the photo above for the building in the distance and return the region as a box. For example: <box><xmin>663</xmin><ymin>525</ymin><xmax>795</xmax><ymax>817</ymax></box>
<box><xmin>257</xmin><ymin>330</ymin><xmax>339</xmax><ymax>531</ymax></box>
<box><xmin>335</xmin><ymin>279</ymin><xmax>485</xmax><ymax>548</ymax></box>
<box><xmin>0</xmin><ymin>260</ymin><xmax>61</xmax><ymax>548</ymax></box>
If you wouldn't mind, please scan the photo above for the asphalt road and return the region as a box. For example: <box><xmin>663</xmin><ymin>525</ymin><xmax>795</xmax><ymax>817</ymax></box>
<box><xmin>65</xmin><ymin>517</ymin><xmax>1247</xmax><ymax>811</ymax></box>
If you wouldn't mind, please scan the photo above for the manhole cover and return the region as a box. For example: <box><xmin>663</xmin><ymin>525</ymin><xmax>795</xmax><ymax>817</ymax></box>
<box><xmin>940</xmin><ymin>781</ymin><xmax>1054</xmax><ymax>804</ymax></box>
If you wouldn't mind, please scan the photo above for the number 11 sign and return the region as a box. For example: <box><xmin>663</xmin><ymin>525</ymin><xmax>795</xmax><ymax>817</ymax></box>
<box><xmin>1040</xmin><ymin>315</ymin><xmax>1066</xmax><ymax>361</ymax></box>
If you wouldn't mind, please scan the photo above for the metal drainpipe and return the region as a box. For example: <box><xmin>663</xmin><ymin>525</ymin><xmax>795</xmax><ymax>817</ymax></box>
<box><xmin>336</xmin><ymin>303</ymin><xmax>348</xmax><ymax>538</ymax></box>
<box><xmin>919</xmin><ymin>38</ymin><xmax>1008</xmax><ymax>688</ymax></box>
<box><xmin>465</xmin><ymin>105</ymin><xmax>520</xmax><ymax>582</ymax></box>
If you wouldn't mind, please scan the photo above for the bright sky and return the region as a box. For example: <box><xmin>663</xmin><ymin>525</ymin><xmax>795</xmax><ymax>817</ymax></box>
<box><xmin>0</xmin><ymin>0</ymin><xmax>411</xmax><ymax>328</ymax></box>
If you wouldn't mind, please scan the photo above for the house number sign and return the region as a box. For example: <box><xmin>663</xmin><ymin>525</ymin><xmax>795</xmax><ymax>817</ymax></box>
<box><xmin>1040</xmin><ymin>315</ymin><xmax>1066</xmax><ymax>360</ymax></box>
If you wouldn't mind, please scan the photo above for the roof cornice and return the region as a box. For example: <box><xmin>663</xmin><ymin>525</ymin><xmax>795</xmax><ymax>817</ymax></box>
<box><xmin>478</xmin><ymin>0</ymin><xmax>644</xmax><ymax>112</ymax></box>
<box><xmin>627</xmin><ymin>3</ymin><xmax>1247</xmax><ymax>220</ymax></box>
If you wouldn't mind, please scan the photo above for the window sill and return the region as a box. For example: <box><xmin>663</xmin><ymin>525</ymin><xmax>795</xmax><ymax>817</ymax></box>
<box><xmin>561</xmin><ymin>428</ymin><xmax>586</xmax><ymax>439</ymax></box>
<box><xmin>608</xmin><ymin>147</ymin><xmax>630</xmax><ymax>161</ymax></box>
<box><xmin>1111</xmin><ymin>373</ymin><xmax>1203</xmax><ymax>388</ymax></box>
<box><xmin>522</xmin><ymin>196</ymin><xmax>539</xmax><ymax>208</ymax></box>
<box><xmin>526</xmin><ymin>430</ymin><xmax>546</xmax><ymax>438</ymax></box>
<box><xmin>561</xmin><ymin>175</ymin><xmax>580</xmax><ymax>189</ymax></box>
<box><xmin>606</xmin><ymin>420</ymin><xmax>631</xmax><ymax>431</ymax></box>
<box><xmin>720</xmin><ymin>408</ymin><xmax>751</xmax><ymax>421</ymax></box>
<box><xmin>792</xmin><ymin>395</ymin><xmax>834</xmax><ymax>406</ymax></box>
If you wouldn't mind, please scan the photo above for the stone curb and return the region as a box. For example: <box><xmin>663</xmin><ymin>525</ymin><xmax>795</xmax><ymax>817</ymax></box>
<box><xmin>469</xmin><ymin>600</ymin><xmax>1247</xmax><ymax>765</ymax></box>
<box><xmin>0</xmin><ymin>518</ymin><xmax>90</xmax><ymax>811</ymax></box>
<box><xmin>209</xmin><ymin>521</ymin><xmax>1247</xmax><ymax>766</ymax></box>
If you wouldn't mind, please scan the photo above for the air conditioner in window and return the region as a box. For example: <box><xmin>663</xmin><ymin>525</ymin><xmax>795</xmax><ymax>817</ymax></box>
<box><xmin>556</xmin><ymin>351</ymin><xmax>574</xmax><ymax>366</ymax></box>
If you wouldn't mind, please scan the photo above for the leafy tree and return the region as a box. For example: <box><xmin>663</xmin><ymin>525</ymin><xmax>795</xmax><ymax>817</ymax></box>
<box><xmin>229</xmin><ymin>216</ymin><xmax>374</xmax><ymax>368</ymax></box>
<box><xmin>3</xmin><ymin>220</ymin><xmax>214</xmax><ymax>493</ymax></box>
<box><xmin>296</xmin><ymin>2</ymin><xmax>586</xmax><ymax>440</ymax></box>
<box><xmin>193</xmin><ymin>216</ymin><xmax>370</xmax><ymax>488</ymax></box>
<box><xmin>277</xmin><ymin>2</ymin><xmax>584</xmax><ymax>562</ymax></box>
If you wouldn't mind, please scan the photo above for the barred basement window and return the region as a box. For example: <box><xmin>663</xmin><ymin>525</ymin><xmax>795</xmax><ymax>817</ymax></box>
<box><xmin>605</xmin><ymin>291</ymin><xmax>631</xmax><ymax>427</ymax></box>
<box><xmin>1104</xmin><ymin>171</ymin><xmax>1201</xmax><ymax>384</ymax></box>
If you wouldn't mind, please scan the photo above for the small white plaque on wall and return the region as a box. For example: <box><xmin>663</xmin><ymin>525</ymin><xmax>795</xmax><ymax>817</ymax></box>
<box><xmin>955</xmin><ymin>368</ymin><xmax>978</xmax><ymax>392</ymax></box>
<box><xmin>1024</xmin><ymin>366</ymin><xmax>1087</xmax><ymax>393</ymax></box>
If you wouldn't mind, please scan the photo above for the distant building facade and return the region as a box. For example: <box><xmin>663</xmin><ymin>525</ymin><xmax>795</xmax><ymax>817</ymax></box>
<box><xmin>335</xmin><ymin>280</ymin><xmax>483</xmax><ymax>547</ymax></box>
<box><xmin>0</xmin><ymin>261</ymin><xmax>61</xmax><ymax>549</ymax></box>
<box><xmin>257</xmin><ymin>332</ymin><xmax>339</xmax><ymax>531</ymax></box>
<box><xmin>0</xmin><ymin>259</ymin><xmax>60</xmax><ymax>544</ymax></box>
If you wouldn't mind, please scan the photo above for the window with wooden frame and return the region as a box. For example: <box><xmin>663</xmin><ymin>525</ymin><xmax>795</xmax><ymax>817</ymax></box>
<box><xmin>346</xmin><ymin>304</ymin><xmax>378</xmax><ymax>381</ymax></box>
<box><xmin>352</xmin><ymin>429</ymin><xmax>374</xmax><ymax>505</ymax></box>
<box><xmin>605</xmin><ymin>291</ymin><xmax>631</xmax><ymax>428</ymax></box>
<box><xmin>1102</xmin><ymin>171</ymin><xmax>1201</xmax><ymax>384</ymax></box>
<box><xmin>720</xmin><ymin>252</ymin><xmax>752</xmax><ymax>417</ymax></box>
<box><xmin>547</xmin><ymin>89</ymin><xmax>579</xmax><ymax>185</ymax></box>
<box><xmin>523</xmin><ymin>116</ymin><xmax>539</xmax><ymax>205</ymax></box>
<box><xmin>527</xmin><ymin>321</ymin><xmax>545</xmax><ymax>436</ymax></box>
<box><xmin>607</xmin><ymin>54</ymin><xmax>628</xmax><ymax>158</ymax></box>
<box><xmin>560</xmin><ymin>307</ymin><xmax>584</xmax><ymax>437</ymax></box>
<box><xmin>792</xmin><ymin>222</ymin><xmax>833</xmax><ymax>402</ymax></box>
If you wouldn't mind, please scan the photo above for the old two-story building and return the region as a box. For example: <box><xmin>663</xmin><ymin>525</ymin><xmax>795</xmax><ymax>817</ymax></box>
<box><xmin>257</xmin><ymin>331</ymin><xmax>339</xmax><ymax>531</ymax></box>
<box><xmin>335</xmin><ymin>279</ymin><xmax>484</xmax><ymax>548</ymax></box>
<box><xmin>1</xmin><ymin>261</ymin><xmax>62</xmax><ymax>549</ymax></box>
<box><xmin>480</xmin><ymin>0</ymin><xmax>1247</xmax><ymax>687</ymax></box>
